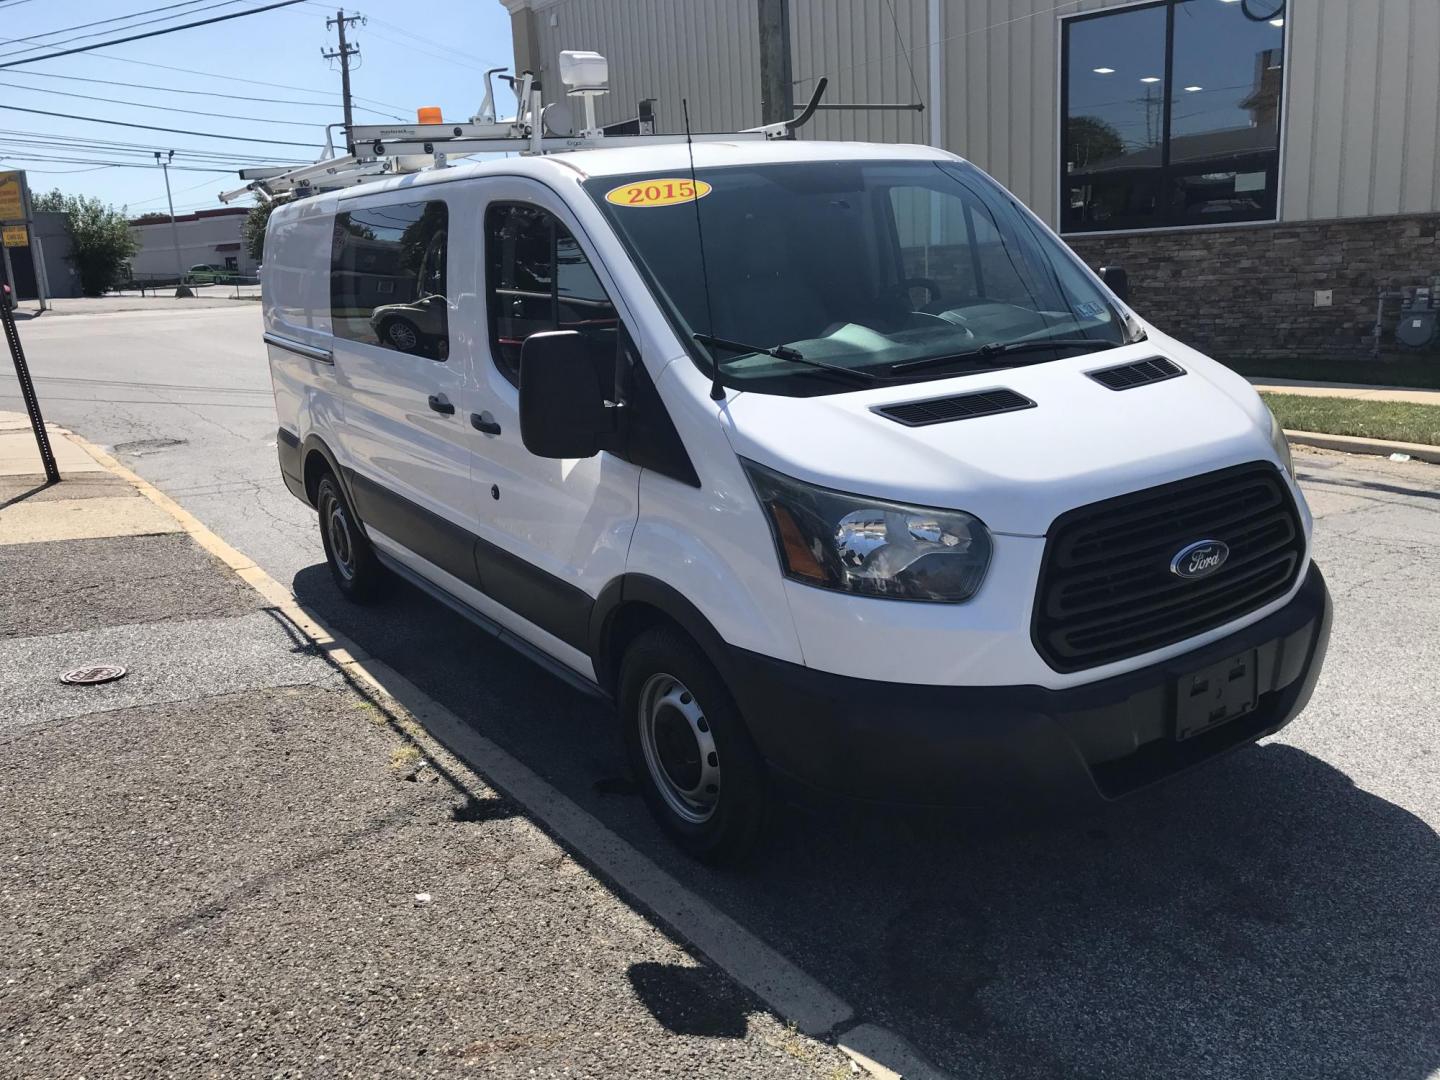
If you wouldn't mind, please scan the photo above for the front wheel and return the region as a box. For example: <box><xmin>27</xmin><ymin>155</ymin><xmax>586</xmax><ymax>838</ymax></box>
<box><xmin>619</xmin><ymin>627</ymin><xmax>769</xmax><ymax>864</ymax></box>
<box><xmin>316</xmin><ymin>472</ymin><xmax>383</xmax><ymax>602</ymax></box>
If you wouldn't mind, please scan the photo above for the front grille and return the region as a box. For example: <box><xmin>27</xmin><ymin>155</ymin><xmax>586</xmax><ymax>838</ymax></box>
<box><xmin>1033</xmin><ymin>463</ymin><xmax>1305</xmax><ymax>672</ymax></box>
<box><xmin>874</xmin><ymin>388</ymin><xmax>1034</xmax><ymax>427</ymax></box>
<box><xmin>1087</xmin><ymin>356</ymin><xmax>1185</xmax><ymax>390</ymax></box>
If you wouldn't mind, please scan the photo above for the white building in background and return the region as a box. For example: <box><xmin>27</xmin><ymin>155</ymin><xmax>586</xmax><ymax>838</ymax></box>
<box><xmin>128</xmin><ymin>206</ymin><xmax>256</xmax><ymax>279</ymax></box>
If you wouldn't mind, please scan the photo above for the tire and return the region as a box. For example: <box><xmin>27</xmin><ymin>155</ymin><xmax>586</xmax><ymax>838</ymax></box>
<box><xmin>315</xmin><ymin>472</ymin><xmax>383</xmax><ymax>602</ymax></box>
<box><xmin>379</xmin><ymin>317</ymin><xmax>421</xmax><ymax>353</ymax></box>
<box><xmin>619</xmin><ymin>627</ymin><xmax>769</xmax><ymax>865</ymax></box>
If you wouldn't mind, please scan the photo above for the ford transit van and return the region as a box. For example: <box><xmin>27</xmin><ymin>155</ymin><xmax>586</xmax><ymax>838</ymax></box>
<box><xmin>264</xmin><ymin>140</ymin><xmax>1331</xmax><ymax>862</ymax></box>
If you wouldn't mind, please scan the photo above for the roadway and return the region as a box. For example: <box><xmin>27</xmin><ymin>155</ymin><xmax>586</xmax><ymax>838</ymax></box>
<box><xmin>5</xmin><ymin>303</ymin><xmax>1437</xmax><ymax>1079</ymax></box>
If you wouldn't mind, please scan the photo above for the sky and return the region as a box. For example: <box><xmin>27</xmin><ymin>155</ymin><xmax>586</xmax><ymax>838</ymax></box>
<box><xmin>0</xmin><ymin>0</ymin><xmax>515</xmax><ymax>216</ymax></box>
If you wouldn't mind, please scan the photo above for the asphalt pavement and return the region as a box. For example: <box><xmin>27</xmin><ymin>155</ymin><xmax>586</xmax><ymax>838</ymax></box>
<box><xmin>4</xmin><ymin>303</ymin><xmax>1438</xmax><ymax>1079</ymax></box>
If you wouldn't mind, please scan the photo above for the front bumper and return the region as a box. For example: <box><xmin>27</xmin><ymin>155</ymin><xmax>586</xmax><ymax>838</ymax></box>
<box><xmin>729</xmin><ymin>564</ymin><xmax>1332</xmax><ymax>808</ymax></box>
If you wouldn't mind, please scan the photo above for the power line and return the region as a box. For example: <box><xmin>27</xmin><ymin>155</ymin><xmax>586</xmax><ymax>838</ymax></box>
<box><xmin>0</xmin><ymin>128</ymin><xmax>309</xmax><ymax>164</ymax></box>
<box><xmin>0</xmin><ymin>81</ymin><xmax>337</xmax><ymax>127</ymax></box>
<box><xmin>0</xmin><ymin>153</ymin><xmax>250</xmax><ymax>173</ymax></box>
<box><xmin>69</xmin><ymin>51</ymin><xmax>410</xmax><ymax>116</ymax></box>
<box><xmin>363</xmin><ymin>15</ymin><xmax>509</xmax><ymax>72</ymax></box>
<box><xmin>0</xmin><ymin>141</ymin><xmax>300</xmax><ymax>170</ymax></box>
<box><xmin>0</xmin><ymin>103</ymin><xmax>321</xmax><ymax>148</ymax></box>
<box><xmin>3</xmin><ymin>68</ymin><xmax>377</xmax><ymax>111</ymax></box>
<box><xmin>0</xmin><ymin>0</ymin><xmax>311</xmax><ymax>71</ymax></box>
<box><xmin>0</xmin><ymin>1</ymin><xmax>209</xmax><ymax>48</ymax></box>
<box><xmin>0</xmin><ymin>1</ymin><xmax>233</xmax><ymax>60</ymax></box>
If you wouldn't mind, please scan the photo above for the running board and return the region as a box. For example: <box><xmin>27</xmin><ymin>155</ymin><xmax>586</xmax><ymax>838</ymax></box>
<box><xmin>373</xmin><ymin>550</ymin><xmax>609</xmax><ymax>702</ymax></box>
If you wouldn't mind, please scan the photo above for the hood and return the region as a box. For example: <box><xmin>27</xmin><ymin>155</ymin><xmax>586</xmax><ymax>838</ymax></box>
<box><xmin>720</xmin><ymin>336</ymin><xmax>1277</xmax><ymax>536</ymax></box>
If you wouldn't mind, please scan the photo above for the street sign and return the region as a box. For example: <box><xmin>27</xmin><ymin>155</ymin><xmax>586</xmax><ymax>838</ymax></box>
<box><xmin>2</xmin><ymin>226</ymin><xmax>27</xmax><ymax>248</ymax></box>
<box><xmin>0</xmin><ymin>169</ymin><xmax>25</xmax><ymax>223</ymax></box>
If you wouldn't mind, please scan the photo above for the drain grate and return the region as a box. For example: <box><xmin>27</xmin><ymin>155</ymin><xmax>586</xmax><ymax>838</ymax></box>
<box><xmin>60</xmin><ymin>664</ymin><xmax>127</xmax><ymax>686</ymax></box>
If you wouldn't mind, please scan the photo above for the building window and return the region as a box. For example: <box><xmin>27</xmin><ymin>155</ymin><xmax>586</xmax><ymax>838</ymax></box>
<box><xmin>330</xmin><ymin>199</ymin><xmax>449</xmax><ymax>360</ymax></box>
<box><xmin>1061</xmin><ymin>0</ymin><xmax>1285</xmax><ymax>233</ymax></box>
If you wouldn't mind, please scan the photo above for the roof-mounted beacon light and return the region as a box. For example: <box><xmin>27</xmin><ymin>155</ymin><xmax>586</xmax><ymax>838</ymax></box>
<box><xmin>559</xmin><ymin>50</ymin><xmax>608</xmax><ymax>136</ymax></box>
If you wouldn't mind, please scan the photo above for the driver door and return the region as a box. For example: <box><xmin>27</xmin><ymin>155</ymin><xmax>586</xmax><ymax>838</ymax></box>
<box><xmin>463</xmin><ymin>179</ymin><xmax>641</xmax><ymax>667</ymax></box>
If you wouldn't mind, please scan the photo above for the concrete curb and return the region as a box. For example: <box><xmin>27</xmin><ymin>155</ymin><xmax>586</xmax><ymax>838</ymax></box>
<box><xmin>1285</xmin><ymin>428</ymin><xmax>1440</xmax><ymax>465</ymax></box>
<box><xmin>57</xmin><ymin>426</ymin><xmax>956</xmax><ymax>1080</ymax></box>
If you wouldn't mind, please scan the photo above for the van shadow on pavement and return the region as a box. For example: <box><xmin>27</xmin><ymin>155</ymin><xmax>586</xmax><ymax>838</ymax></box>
<box><xmin>290</xmin><ymin>563</ymin><xmax>1439</xmax><ymax>1080</ymax></box>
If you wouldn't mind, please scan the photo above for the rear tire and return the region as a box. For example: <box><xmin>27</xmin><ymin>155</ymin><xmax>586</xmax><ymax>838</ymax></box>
<box><xmin>316</xmin><ymin>472</ymin><xmax>383</xmax><ymax>602</ymax></box>
<box><xmin>619</xmin><ymin>627</ymin><xmax>769</xmax><ymax>865</ymax></box>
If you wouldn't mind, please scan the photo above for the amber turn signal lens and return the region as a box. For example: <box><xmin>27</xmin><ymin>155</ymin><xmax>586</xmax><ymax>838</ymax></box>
<box><xmin>768</xmin><ymin>503</ymin><xmax>827</xmax><ymax>583</ymax></box>
<box><xmin>416</xmin><ymin>106</ymin><xmax>444</xmax><ymax>125</ymax></box>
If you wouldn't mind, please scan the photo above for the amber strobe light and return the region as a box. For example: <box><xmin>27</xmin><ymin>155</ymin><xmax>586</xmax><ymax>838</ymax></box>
<box><xmin>417</xmin><ymin>106</ymin><xmax>444</xmax><ymax>125</ymax></box>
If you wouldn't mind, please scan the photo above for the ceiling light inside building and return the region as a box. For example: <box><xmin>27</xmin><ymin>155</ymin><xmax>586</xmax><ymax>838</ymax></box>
<box><xmin>1185</xmin><ymin>85</ymin><xmax>1203</xmax><ymax>92</ymax></box>
<box><xmin>1270</xmin><ymin>17</ymin><xmax>1284</xmax><ymax>26</ymax></box>
<box><xmin>1093</xmin><ymin>67</ymin><xmax>1115</xmax><ymax>74</ymax></box>
<box><xmin>1140</xmin><ymin>76</ymin><xmax>1161</xmax><ymax>83</ymax></box>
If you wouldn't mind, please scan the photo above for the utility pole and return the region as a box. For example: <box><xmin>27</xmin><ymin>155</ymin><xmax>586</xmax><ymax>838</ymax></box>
<box><xmin>757</xmin><ymin>0</ymin><xmax>794</xmax><ymax>126</ymax></box>
<box><xmin>154</xmin><ymin>150</ymin><xmax>192</xmax><ymax>298</ymax></box>
<box><xmin>323</xmin><ymin>9</ymin><xmax>363</xmax><ymax>152</ymax></box>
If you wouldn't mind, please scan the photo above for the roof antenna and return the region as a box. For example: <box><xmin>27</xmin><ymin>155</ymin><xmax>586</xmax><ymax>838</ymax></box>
<box><xmin>683</xmin><ymin>98</ymin><xmax>726</xmax><ymax>402</ymax></box>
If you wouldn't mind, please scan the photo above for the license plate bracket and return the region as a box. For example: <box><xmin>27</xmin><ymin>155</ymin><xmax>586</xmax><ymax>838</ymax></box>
<box><xmin>1175</xmin><ymin>649</ymin><xmax>1259</xmax><ymax>741</ymax></box>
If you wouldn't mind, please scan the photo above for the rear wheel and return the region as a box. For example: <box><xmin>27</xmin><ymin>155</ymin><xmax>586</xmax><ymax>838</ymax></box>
<box><xmin>316</xmin><ymin>472</ymin><xmax>382</xmax><ymax>602</ymax></box>
<box><xmin>619</xmin><ymin>627</ymin><xmax>768</xmax><ymax>864</ymax></box>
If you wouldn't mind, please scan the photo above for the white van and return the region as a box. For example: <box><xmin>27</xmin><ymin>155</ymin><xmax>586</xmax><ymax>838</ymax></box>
<box><xmin>264</xmin><ymin>140</ymin><xmax>1331</xmax><ymax>862</ymax></box>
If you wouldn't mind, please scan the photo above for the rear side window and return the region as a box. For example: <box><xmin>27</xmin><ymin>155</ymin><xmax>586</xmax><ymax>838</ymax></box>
<box><xmin>331</xmin><ymin>199</ymin><xmax>449</xmax><ymax>360</ymax></box>
<box><xmin>485</xmin><ymin>203</ymin><xmax>617</xmax><ymax>386</ymax></box>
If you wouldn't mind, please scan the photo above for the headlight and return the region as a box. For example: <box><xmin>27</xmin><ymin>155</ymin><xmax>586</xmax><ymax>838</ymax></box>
<box><xmin>742</xmin><ymin>461</ymin><xmax>992</xmax><ymax>602</ymax></box>
<box><xmin>1268</xmin><ymin>408</ymin><xmax>1294</xmax><ymax>474</ymax></box>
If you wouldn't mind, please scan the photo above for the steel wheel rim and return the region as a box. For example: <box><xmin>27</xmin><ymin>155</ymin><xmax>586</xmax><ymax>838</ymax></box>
<box><xmin>638</xmin><ymin>672</ymin><xmax>719</xmax><ymax>825</ymax></box>
<box><xmin>323</xmin><ymin>490</ymin><xmax>356</xmax><ymax>582</ymax></box>
<box><xmin>387</xmin><ymin>321</ymin><xmax>418</xmax><ymax>350</ymax></box>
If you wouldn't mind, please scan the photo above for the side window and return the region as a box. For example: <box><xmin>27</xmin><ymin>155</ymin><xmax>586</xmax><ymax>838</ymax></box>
<box><xmin>331</xmin><ymin>199</ymin><xmax>449</xmax><ymax>360</ymax></box>
<box><xmin>485</xmin><ymin>203</ymin><xmax>617</xmax><ymax>386</ymax></box>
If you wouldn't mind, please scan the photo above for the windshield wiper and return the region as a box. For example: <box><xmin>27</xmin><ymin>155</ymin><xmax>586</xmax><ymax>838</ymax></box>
<box><xmin>693</xmin><ymin>332</ymin><xmax>877</xmax><ymax>383</ymax></box>
<box><xmin>888</xmin><ymin>337</ymin><xmax>1123</xmax><ymax>375</ymax></box>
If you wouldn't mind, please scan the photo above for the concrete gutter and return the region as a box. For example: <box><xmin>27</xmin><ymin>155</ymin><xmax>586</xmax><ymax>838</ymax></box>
<box><xmin>1284</xmin><ymin>429</ymin><xmax>1440</xmax><ymax>465</ymax></box>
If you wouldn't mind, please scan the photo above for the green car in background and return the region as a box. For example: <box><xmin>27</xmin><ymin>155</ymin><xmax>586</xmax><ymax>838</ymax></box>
<box><xmin>186</xmin><ymin>263</ymin><xmax>237</xmax><ymax>285</ymax></box>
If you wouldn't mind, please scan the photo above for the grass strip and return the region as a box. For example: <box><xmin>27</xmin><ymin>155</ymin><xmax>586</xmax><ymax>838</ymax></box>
<box><xmin>1261</xmin><ymin>392</ymin><xmax>1440</xmax><ymax>447</ymax></box>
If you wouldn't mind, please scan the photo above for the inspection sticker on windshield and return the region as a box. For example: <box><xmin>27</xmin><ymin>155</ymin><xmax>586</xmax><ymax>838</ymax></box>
<box><xmin>1076</xmin><ymin>301</ymin><xmax>1108</xmax><ymax>320</ymax></box>
<box><xmin>605</xmin><ymin>178</ymin><xmax>712</xmax><ymax>207</ymax></box>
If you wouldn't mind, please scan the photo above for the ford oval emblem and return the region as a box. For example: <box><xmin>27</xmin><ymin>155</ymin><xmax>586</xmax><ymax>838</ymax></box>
<box><xmin>1170</xmin><ymin>539</ymin><xmax>1230</xmax><ymax>579</ymax></box>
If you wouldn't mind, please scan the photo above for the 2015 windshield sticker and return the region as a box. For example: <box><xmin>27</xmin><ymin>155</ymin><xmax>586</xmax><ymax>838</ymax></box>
<box><xmin>605</xmin><ymin>178</ymin><xmax>713</xmax><ymax>207</ymax></box>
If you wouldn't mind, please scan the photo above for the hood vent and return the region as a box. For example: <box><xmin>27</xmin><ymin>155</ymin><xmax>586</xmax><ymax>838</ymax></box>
<box><xmin>1087</xmin><ymin>356</ymin><xmax>1185</xmax><ymax>390</ymax></box>
<box><xmin>874</xmin><ymin>387</ymin><xmax>1036</xmax><ymax>428</ymax></box>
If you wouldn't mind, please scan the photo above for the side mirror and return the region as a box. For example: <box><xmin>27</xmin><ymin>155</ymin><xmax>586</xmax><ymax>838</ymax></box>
<box><xmin>519</xmin><ymin>330</ymin><xmax>617</xmax><ymax>459</ymax></box>
<box><xmin>1099</xmin><ymin>265</ymin><xmax>1130</xmax><ymax>303</ymax></box>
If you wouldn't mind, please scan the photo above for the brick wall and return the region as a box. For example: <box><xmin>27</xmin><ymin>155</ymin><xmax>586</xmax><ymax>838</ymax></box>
<box><xmin>1066</xmin><ymin>214</ymin><xmax>1440</xmax><ymax>362</ymax></box>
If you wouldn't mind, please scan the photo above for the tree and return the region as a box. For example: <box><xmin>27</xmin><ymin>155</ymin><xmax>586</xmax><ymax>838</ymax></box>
<box><xmin>1066</xmin><ymin>116</ymin><xmax>1126</xmax><ymax>171</ymax></box>
<box><xmin>242</xmin><ymin>199</ymin><xmax>283</xmax><ymax>263</ymax></box>
<box><xmin>42</xmin><ymin>193</ymin><xmax>140</xmax><ymax>296</ymax></box>
<box><xmin>31</xmin><ymin>188</ymin><xmax>66</xmax><ymax>213</ymax></box>
<box><xmin>131</xmin><ymin>211</ymin><xmax>171</xmax><ymax>225</ymax></box>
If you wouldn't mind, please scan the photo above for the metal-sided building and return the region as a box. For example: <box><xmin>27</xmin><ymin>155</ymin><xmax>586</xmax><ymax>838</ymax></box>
<box><xmin>502</xmin><ymin>0</ymin><xmax>1440</xmax><ymax>363</ymax></box>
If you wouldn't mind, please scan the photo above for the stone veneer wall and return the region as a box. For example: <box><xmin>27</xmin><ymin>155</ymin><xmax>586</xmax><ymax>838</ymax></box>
<box><xmin>1066</xmin><ymin>214</ymin><xmax>1440</xmax><ymax>363</ymax></box>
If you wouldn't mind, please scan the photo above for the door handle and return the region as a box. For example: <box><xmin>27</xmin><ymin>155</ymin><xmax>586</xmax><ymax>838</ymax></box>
<box><xmin>427</xmin><ymin>394</ymin><xmax>455</xmax><ymax>415</ymax></box>
<box><xmin>470</xmin><ymin>412</ymin><xmax>502</xmax><ymax>436</ymax></box>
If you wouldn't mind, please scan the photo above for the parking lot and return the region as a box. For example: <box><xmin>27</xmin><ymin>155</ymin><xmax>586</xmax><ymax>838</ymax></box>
<box><xmin>4</xmin><ymin>303</ymin><xmax>1437</xmax><ymax>1078</ymax></box>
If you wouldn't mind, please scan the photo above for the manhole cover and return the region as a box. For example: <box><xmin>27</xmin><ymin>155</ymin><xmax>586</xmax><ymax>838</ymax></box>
<box><xmin>60</xmin><ymin>664</ymin><xmax>127</xmax><ymax>686</ymax></box>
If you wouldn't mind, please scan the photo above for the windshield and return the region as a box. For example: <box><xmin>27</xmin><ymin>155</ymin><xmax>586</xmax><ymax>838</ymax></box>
<box><xmin>585</xmin><ymin>159</ymin><xmax>1136</xmax><ymax>396</ymax></box>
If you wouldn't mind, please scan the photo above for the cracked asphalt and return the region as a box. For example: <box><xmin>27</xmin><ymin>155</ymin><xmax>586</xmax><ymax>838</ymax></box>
<box><xmin>5</xmin><ymin>303</ymin><xmax>1438</xmax><ymax>1079</ymax></box>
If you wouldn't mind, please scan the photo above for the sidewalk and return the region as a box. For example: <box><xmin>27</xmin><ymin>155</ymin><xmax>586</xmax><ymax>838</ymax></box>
<box><xmin>0</xmin><ymin>413</ymin><xmax>849</xmax><ymax>1079</ymax></box>
<box><xmin>13</xmin><ymin>293</ymin><xmax>258</xmax><ymax>319</ymax></box>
